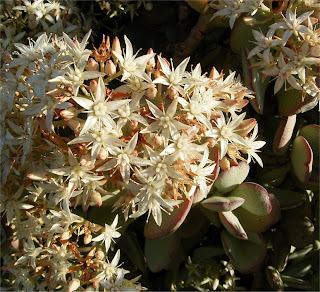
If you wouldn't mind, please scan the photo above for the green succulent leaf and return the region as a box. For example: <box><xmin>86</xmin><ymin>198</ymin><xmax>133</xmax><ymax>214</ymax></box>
<box><xmin>299</xmin><ymin>124</ymin><xmax>320</xmax><ymax>160</ymax></box>
<box><xmin>201</xmin><ymin>195</ymin><xmax>245</xmax><ymax>212</ymax></box>
<box><xmin>266</xmin><ymin>266</ymin><xmax>284</xmax><ymax>291</ymax></box>
<box><xmin>231</xmin><ymin>182</ymin><xmax>272</xmax><ymax>216</ymax></box>
<box><xmin>281</xmin><ymin>275</ymin><xmax>312</xmax><ymax>290</ymax></box>
<box><xmin>266</xmin><ymin>187</ymin><xmax>306</xmax><ymax>210</ymax></box>
<box><xmin>221</xmin><ymin>230</ymin><xmax>267</xmax><ymax>273</ymax></box>
<box><xmin>273</xmin><ymin>115</ymin><xmax>296</xmax><ymax>156</ymax></box>
<box><xmin>233</xmin><ymin>193</ymin><xmax>280</xmax><ymax>233</ymax></box>
<box><xmin>214</xmin><ymin>162</ymin><xmax>250</xmax><ymax>194</ymax></box>
<box><xmin>144</xmin><ymin>196</ymin><xmax>193</xmax><ymax>240</ymax></box>
<box><xmin>291</xmin><ymin>136</ymin><xmax>313</xmax><ymax>183</ymax></box>
<box><xmin>145</xmin><ymin>232</ymin><xmax>180</xmax><ymax>273</ymax></box>
<box><xmin>219</xmin><ymin>211</ymin><xmax>248</xmax><ymax>240</ymax></box>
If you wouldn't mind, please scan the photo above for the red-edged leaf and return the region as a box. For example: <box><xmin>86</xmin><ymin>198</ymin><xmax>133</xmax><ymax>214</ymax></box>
<box><xmin>273</xmin><ymin>115</ymin><xmax>296</xmax><ymax>156</ymax></box>
<box><xmin>201</xmin><ymin>195</ymin><xmax>245</xmax><ymax>212</ymax></box>
<box><xmin>219</xmin><ymin>211</ymin><xmax>248</xmax><ymax>240</ymax></box>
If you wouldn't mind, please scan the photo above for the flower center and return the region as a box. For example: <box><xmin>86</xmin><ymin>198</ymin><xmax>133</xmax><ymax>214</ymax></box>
<box><xmin>159</xmin><ymin>115</ymin><xmax>171</xmax><ymax>128</ymax></box>
<box><xmin>93</xmin><ymin>101</ymin><xmax>108</xmax><ymax>117</ymax></box>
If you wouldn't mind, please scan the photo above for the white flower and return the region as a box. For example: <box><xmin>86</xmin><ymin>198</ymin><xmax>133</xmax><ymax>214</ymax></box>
<box><xmin>154</xmin><ymin>56</ymin><xmax>190</xmax><ymax>95</ymax></box>
<box><xmin>15</xmin><ymin>237</ymin><xmax>43</xmax><ymax>270</ymax></box>
<box><xmin>140</xmin><ymin>98</ymin><xmax>189</xmax><ymax>146</ymax></box>
<box><xmin>73</xmin><ymin>77</ymin><xmax>130</xmax><ymax>135</ymax></box>
<box><xmin>237</xmin><ymin>124</ymin><xmax>266</xmax><ymax>167</ymax></box>
<box><xmin>92</xmin><ymin>215</ymin><xmax>121</xmax><ymax>253</ymax></box>
<box><xmin>112</xmin><ymin>35</ymin><xmax>154</xmax><ymax>81</ymax></box>
<box><xmin>97</xmin><ymin>133</ymin><xmax>152</xmax><ymax>184</ymax></box>
<box><xmin>206</xmin><ymin>112</ymin><xmax>246</xmax><ymax>159</ymax></box>
<box><xmin>270</xmin><ymin>9</ymin><xmax>313</xmax><ymax>45</ymax></box>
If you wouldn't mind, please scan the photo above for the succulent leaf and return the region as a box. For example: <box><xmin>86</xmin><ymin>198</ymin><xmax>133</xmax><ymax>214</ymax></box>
<box><xmin>266</xmin><ymin>187</ymin><xmax>306</xmax><ymax>209</ymax></box>
<box><xmin>219</xmin><ymin>211</ymin><xmax>248</xmax><ymax>240</ymax></box>
<box><xmin>291</xmin><ymin>136</ymin><xmax>313</xmax><ymax>183</ymax></box>
<box><xmin>221</xmin><ymin>230</ymin><xmax>267</xmax><ymax>273</ymax></box>
<box><xmin>214</xmin><ymin>162</ymin><xmax>250</xmax><ymax>194</ymax></box>
<box><xmin>231</xmin><ymin>182</ymin><xmax>272</xmax><ymax>216</ymax></box>
<box><xmin>144</xmin><ymin>196</ymin><xmax>193</xmax><ymax>240</ymax></box>
<box><xmin>201</xmin><ymin>195</ymin><xmax>245</xmax><ymax>212</ymax></box>
<box><xmin>145</xmin><ymin>232</ymin><xmax>180</xmax><ymax>273</ymax></box>
<box><xmin>273</xmin><ymin>115</ymin><xmax>296</xmax><ymax>156</ymax></box>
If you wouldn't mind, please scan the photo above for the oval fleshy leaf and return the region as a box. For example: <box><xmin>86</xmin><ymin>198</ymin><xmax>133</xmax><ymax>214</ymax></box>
<box><xmin>299</xmin><ymin>124</ymin><xmax>320</xmax><ymax>160</ymax></box>
<box><xmin>221</xmin><ymin>230</ymin><xmax>267</xmax><ymax>274</ymax></box>
<box><xmin>145</xmin><ymin>232</ymin><xmax>179</xmax><ymax>273</ymax></box>
<box><xmin>291</xmin><ymin>136</ymin><xmax>313</xmax><ymax>183</ymax></box>
<box><xmin>266</xmin><ymin>187</ymin><xmax>306</xmax><ymax>210</ymax></box>
<box><xmin>277</xmin><ymin>88</ymin><xmax>318</xmax><ymax>116</ymax></box>
<box><xmin>201</xmin><ymin>195</ymin><xmax>245</xmax><ymax>212</ymax></box>
<box><xmin>209</xmin><ymin>146</ymin><xmax>220</xmax><ymax>183</ymax></box>
<box><xmin>233</xmin><ymin>193</ymin><xmax>281</xmax><ymax>233</ymax></box>
<box><xmin>231</xmin><ymin>182</ymin><xmax>271</xmax><ymax>216</ymax></box>
<box><xmin>273</xmin><ymin>115</ymin><xmax>296</xmax><ymax>156</ymax></box>
<box><xmin>214</xmin><ymin>162</ymin><xmax>250</xmax><ymax>194</ymax></box>
<box><xmin>199</xmin><ymin>205</ymin><xmax>221</xmax><ymax>228</ymax></box>
<box><xmin>219</xmin><ymin>211</ymin><xmax>248</xmax><ymax>240</ymax></box>
<box><xmin>266</xmin><ymin>266</ymin><xmax>284</xmax><ymax>291</ymax></box>
<box><xmin>144</xmin><ymin>196</ymin><xmax>193</xmax><ymax>240</ymax></box>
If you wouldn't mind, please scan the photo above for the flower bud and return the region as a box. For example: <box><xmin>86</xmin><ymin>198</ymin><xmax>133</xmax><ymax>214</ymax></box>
<box><xmin>209</xmin><ymin>66</ymin><xmax>219</xmax><ymax>79</ymax></box>
<box><xmin>88</xmin><ymin>58</ymin><xmax>99</xmax><ymax>71</ymax></box>
<box><xmin>65</xmin><ymin>118</ymin><xmax>82</xmax><ymax>133</ymax></box>
<box><xmin>207</xmin><ymin>138</ymin><xmax>217</xmax><ymax>148</ymax></box>
<box><xmin>212</xmin><ymin>278</ymin><xmax>219</xmax><ymax>291</ymax></box>
<box><xmin>147</xmin><ymin>48</ymin><xmax>156</xmax><ymax>68</ymax></box>
<box><xmin>27</xmin><ymin>171</ymin><xmax>48</xmax><ymax>181</ymax></box>
<box><xmin>153</xmin><ymin>135</ymin><xmax>163</xmax><ymax>146</ymax></box>
<box><xmin>219</xmin><ymin>157</ymin><xmax>230</xmax><ymax>171</ymax></box>
<box><xmin>97</xmin><ymin>148</ymin><xmax>108</xmax><ymax>160</ymax></box>
<box><xmin>168</xmin><ymin>87</ymin><xmax>178</xmax><ymax>99</ymax></box>
<box><xmin>60</xmin><ymin>107</ymin><xmax>77</xmax><ymax>119</ymax></box>
<box><xmin>68</xmin><ymin>279</ymin><xmax>81</xmax><ymax>292</ymax></box>
<box><xmin>60</xmin><ymin>231</ymin><xmax>71</xmax><ymax>243</ymax></box>
<box><xmin>243</xmin><ymin>16</ymin><xmax>255</xmax><ymax>26</ymax></box>
<box><xmin>90</xmin><ymin>190</ymin><xmax>102</xmax><ymax>207</ymax></box>
<box><xmin>80</xmin><ymin>154</ymin><xmax>92</xmax><ymax>166</ymax></box>
<box><xmin>90</xmin><ymin>80</ymin><xmax>98</xmax><ymax>94</ymax></box>
<box><xmin>95</xmin><ymin>249</ymin><xmax>105</xmax><ymax>260</ymax></box>
<box><xmin>310</xmin><ymin>44</ymin><xmax>320</xmax><ymax>57</ymax></box>
<box><xmin>84</xmin><ymin>233</ymin><xmax>92</xmax><ymax>245</ymax></box>
<box><xmin>85</xmin><ymin>286</ymin><xmax>95</xmax><ymax>292</ymax></box>
<box><xmin>105</xmin><ymin>60</ymin><xmax>116</xmax><ymax>75</ymax></box>
<box><xmin>146</xmin><ymin>85</ymin><xmax>157</xmax><ymax>99</ymax></box>
<box><xmin>112</xmin><ymin>36</ymin><xmax>121</xmax><ymax>63</ymax></box>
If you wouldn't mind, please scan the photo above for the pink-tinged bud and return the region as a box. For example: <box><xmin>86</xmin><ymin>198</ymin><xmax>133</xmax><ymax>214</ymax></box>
<box><xmin>112</xmin><ymin>36</ymin><xmax>122</xmax><ymax>63</ymax></box>
<box><xmin>237</xmin><ymin>118</ymin><xmax>256</xmax><ymax>136</ymax></box>
<box><xmin>153</xmin><ymin>135</ymin><xmax>163</xmax><ymax>146</ymax></box>
<box><xmin>27</xmin><ymin>171</ymin><xmax>48</xmax><ymax>181</ymax></box>
<box><xmin>310</xmin><ymin>44</ymin><xmax>320</xmax><ymax>57</ymax></box>
<box><xmin>85</xmin><ymin>286</ymin><xmax>96</xmax><ymax>292</ymax></box>
<box><xmin>219</xmin><ymin>157</ymin><xmax>230</xmax><ymax>171</ymax></box>
<box><xmin>83</xmin><ymin>233</ymin><xmax>92</xmax><ymax>245</ymax></box>
<box><xmin>60</xmin><ymin>107</ymin><xmax>77</xmax><ymax>119</ymax></box>
<box><xmin>80</xmin><ymin>154</ymin><xmax>92</xmax><ymax>166</ymax></box>
<box><xmin>68</xmin><ymin>279</ymin><xmax>81</xmax><ymax>292</ymax></box>
<box><xmin>168</xmin><ymin>87</ymin><xmax>178</xmax><ymax>99</ymax></box>
<box><xmin>146</xmin><ymin>85</ymin><xmax>157</xmax><ymax>99</ymax></box>
<box><xmin>95</xmin><ymin>250</ymin><xmax>105</xmax><ymax>260</ymax></box>
<box><xmin>105</xmin><ymin>60</ymin><xmax>116</xmax><ymax>75</ymax></box>
<box><xmin>129</xmin><ymin>120</ymin><xmax>138</xmax><ymax>130</ymax></box>
<box><xmin>90</xmin><ymin>80</ymin><xmax>98</xmax><ymax>94</ymax></box>
<box><xmin>93</xmin><ymin>282</ymin><xmax>99</xmax><ymax>290</ymax></box>
<box><xmin>65</xmin><ymin>118</ymin><xmax>82</xmax><ymax>134</ymax></box>
<box><xmin>88</xmin><ymin>58</ymin><xmax>99</xmax><ymax>71</ymax></box>
<box><xmin>60</xmin><ymin>231</ymin><xmax>71</xmax><ymax>242</ymax></box>
<box><xmin>212</xmin><ymin>278</ymin><xmax>219</xmax><ymax>291</ymax></box>
<box><xmin>11</xmin><ymin>239</ymin><xmax>19</xmax><ymax>250</ymax></box>
<box><xmin>207</xmin><ymin>138</ymin><xmax>217</xmax><ymax>148</ymax></box>
<box><xmin>90</xmin><ymin>191</ymin><xmax>102</xmax><ymax>207</ymax></box>
<box><xmin>97</xmin><ymin>148</ymin><xmax>108</xmax><ymax>160</ymax></box>
<box><xmin>209</xmin><ymin>66</ymin><xmax>219</xmax><ymax>79</ymax></box>
<box><xmin>147</xmin><ymin>48</ymin><xmax>156</xmax><ymax>68</ymax></box>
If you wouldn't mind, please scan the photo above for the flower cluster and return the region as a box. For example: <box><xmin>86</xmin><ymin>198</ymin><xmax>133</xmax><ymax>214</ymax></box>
<box><xmin>1</xmin><ymin>29</ymin><xmax>265</xmax><ymax>290</ymax></box>
<box><xmin>207</xmin><ymin>0</ymin><xmax>320</xmax><ymax>108</ymax></box>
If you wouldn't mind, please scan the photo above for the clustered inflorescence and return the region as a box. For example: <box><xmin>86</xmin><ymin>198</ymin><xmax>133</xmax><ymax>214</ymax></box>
<box><xmin>0</xmin><ymin>20</ymin><xmax>266</xmax><ymax>289</ymax></box>
<box><xmin>207</xmin><ymin>0</ymin><xmax>320</xmax><ymax>105</ymax></box>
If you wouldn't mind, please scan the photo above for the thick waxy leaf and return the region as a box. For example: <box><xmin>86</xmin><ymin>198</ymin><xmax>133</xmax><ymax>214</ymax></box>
<box><xmin>273</xmin><ymin>115</ymin><xmax>296</xmax><ymax>156</ymax></box>
<box><xmin>192</xmin><ymin>246</ymin><xmax>225</xmax><ymax>263</ymax></box>
<box><xmin>214</xmin><ymin>162</ymin><xmax>250</xmax><ymax>194</ymax></box>
<box><xmin>277</xmin><ymin>89</ymin><xmax>318</xmax><ymax>116</ymax></box>
<box><xmin>271</xmin><ymin>231</ymin><xmax>291</xmax><ymax>272</ymax></box>
<box><xmin>145</xmin><ymin>233</ymin><xmax>179</xmax><ymax>273</ymax></box>
<box><xmin>231</xmin><ymin>182</ymin><xmax>271</xmax><ymax>216</ymax></box>
<box><xmin>199</xmin><ymin>205</ymin><xmax>221</xmax><ymax>227</ymax></box>
<box><xmin>221</xmin><ymin>230</ymin><xmax>267</xmax><ymax>273</ymax></box>
<box><xmin>242</xmin><ymin>49</ymin><xmax>269</xmax><ymax>114</ymax></box>
<box><xmin>291</xmin><ymin>136</ymin><xmax>313</xmax><ymax>183</ymax></box>
<box><xmin>233</xmin><ymin>193</ymin><xmax>280</xmax><ymax>233</ymax></box>
<box><xmin>281</xmin><ymin>275</ymin><xmax>312</xmax><ymax>290</ymax></box>
<box><xmin>266</xmin><ymin>266</ymin><xmax>284</xmax><ymax>291</ymax></box>
<box><xmin>219</xmin><ymin>211</ymin><xmax>247</xmax><ymax>240</ymax></box>
<box><xmin>299</xmin><ymin>124</ymin><xmax>320</xmax><ymax>160</ymax></box>
<box><xmin>209</xmin><ymin>146</ymin><xmax>220</xmax><ymax>183</ymax></box>
<box><xmin>201</xmin><ymin>195</ymin><xmax>245</xmax><ymax>212</ymax></box>
<box><xmin>179</xmin><ymin>208</ymin><xmax>206</xmax><ymax>239</ymax></box>
<box><xmin>144</xmin><ymin>196</ymin><xmax>193</xmax><ymax>240</ymax></box>
<box><xmin>266</xmin><ymin>187</ymin><xmax>306</xmax><ymax>209</ymax></box>
<box><xmin>257</xmin><ymin>165</ymin><xmax>289</xmax><ymax>186</ymax></box>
